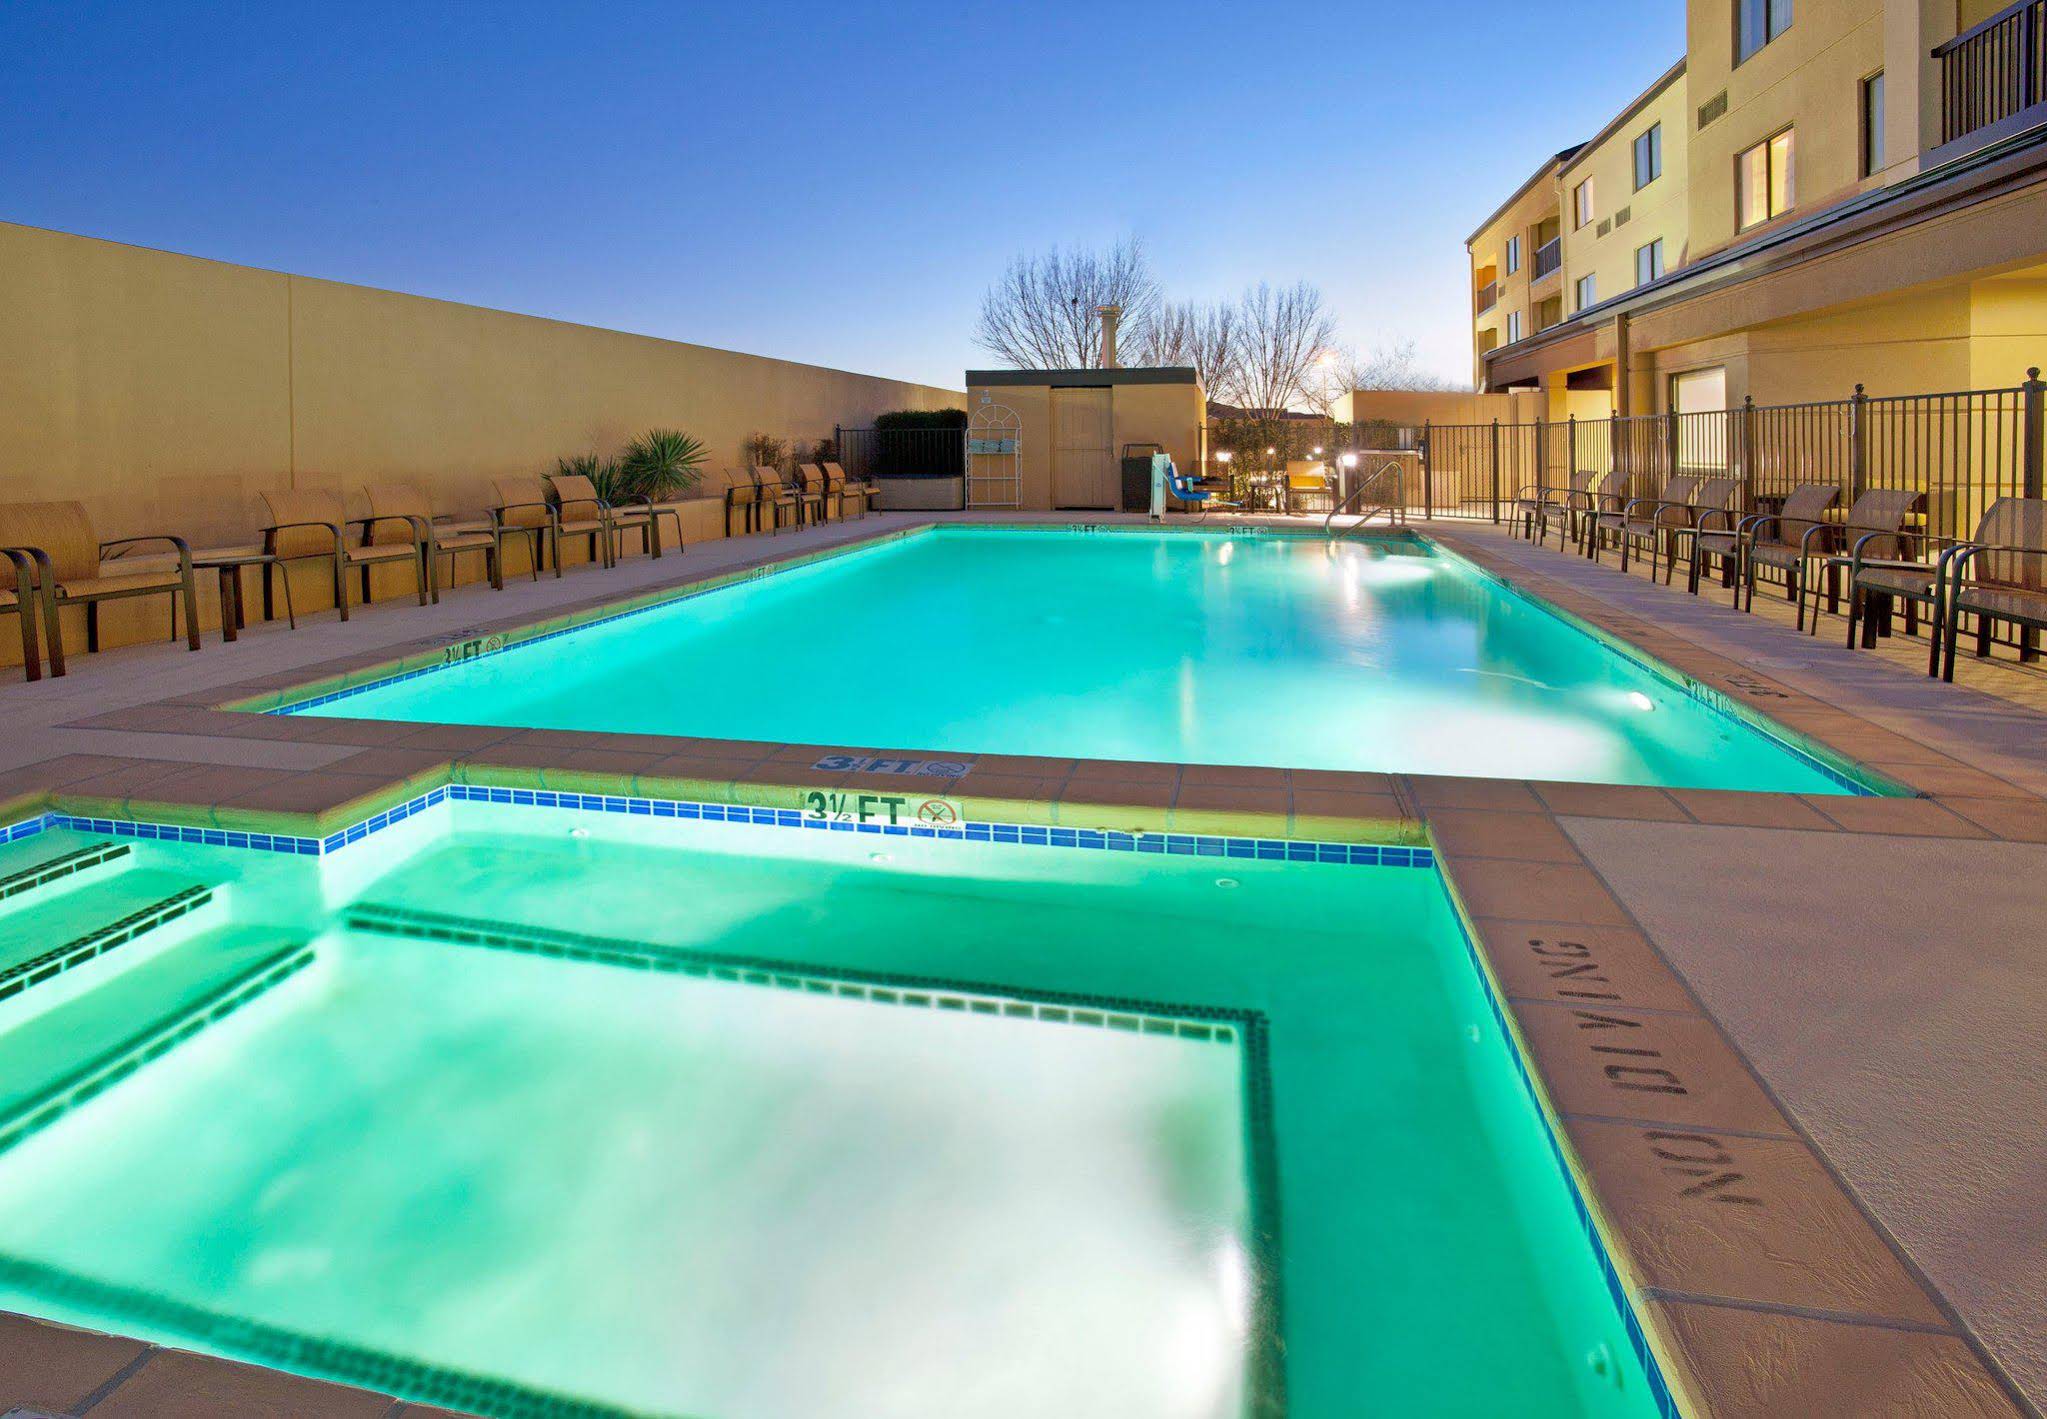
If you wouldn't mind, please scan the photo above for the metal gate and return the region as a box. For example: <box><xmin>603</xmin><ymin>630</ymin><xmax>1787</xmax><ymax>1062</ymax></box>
<box><xmin>967</xmin><ymin>395</ymin><xmax>1021</xmax><ymax>509</ymax></box>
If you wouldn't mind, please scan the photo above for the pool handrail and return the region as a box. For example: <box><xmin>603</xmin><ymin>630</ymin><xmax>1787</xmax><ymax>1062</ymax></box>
<box><xmin>1324</xmin><ymin>460</ymin><xmax>1406</xmax><ymax>541</ymax></box>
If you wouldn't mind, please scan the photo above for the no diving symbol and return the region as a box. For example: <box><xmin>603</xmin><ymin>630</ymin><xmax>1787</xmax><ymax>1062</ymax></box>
<box><xmin>917</xmin><ymin>798</ymin><xmax>960</xmax><ymax>826</ymax></box>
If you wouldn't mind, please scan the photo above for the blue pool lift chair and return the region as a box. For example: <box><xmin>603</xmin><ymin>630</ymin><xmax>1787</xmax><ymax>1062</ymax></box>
<box><xmin>1158</xmin><ymin>457</ymin><xmax>1241</xmax><ymax>523</ymax></box>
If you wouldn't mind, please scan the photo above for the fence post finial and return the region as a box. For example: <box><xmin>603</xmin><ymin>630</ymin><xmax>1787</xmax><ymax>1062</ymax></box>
<box><xmin>2025</xmin><ymin>371</ymin><xmax>2045</xmax><ymax>499</ymax></box>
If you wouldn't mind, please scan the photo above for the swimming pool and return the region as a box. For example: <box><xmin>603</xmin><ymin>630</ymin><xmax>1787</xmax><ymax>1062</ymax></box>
<box><xmin>0</xmin><ymin>798</ymin><xmax>1669</xmax><ymax>1417</ymax></box>
<box><xmin>283</xmin><ymin>526</ymin><xmax>1880</xmax><ymax>795</ymax></box>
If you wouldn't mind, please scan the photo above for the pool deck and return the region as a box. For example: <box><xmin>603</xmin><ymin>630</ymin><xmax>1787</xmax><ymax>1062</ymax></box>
<box><xmin>0</xmin><ymin>510</ymin><xmax>2042</xmax><ymax>1417</ymax></box>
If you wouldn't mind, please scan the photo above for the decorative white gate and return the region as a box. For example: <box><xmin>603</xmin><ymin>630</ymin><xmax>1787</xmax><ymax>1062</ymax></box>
<box><xmin>966</xmin><ymin>394</ymin><xmax>1021</xmax><ymax>509</ymax></box>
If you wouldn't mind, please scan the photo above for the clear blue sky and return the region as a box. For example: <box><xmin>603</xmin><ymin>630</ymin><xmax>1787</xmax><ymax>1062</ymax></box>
<box><xmin>1</xmin><ymin>1</ymin><xmax>1683</xmax><ymax>391</ymax></box>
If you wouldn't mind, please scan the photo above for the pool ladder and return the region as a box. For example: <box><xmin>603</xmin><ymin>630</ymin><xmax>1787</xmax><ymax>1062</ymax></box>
<box><xmin>1324</xmin><ymin>459</ymin><xmax>1406</xmax><ymax>541</ymax></box>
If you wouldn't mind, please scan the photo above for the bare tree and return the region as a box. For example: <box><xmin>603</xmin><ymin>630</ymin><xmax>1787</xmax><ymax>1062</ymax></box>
<box><xmin>1347</xmin><ymin>339</ymin><xmax>1463</xmax><ymax>393</ymax></box>
<box><xmin>1133</xmin><ymin>299</ymin><xmax>1244</xmax><ymax>394</ymax></box>
<box><xmin>1227</xmin><ymin>281</ymin><xmax>1338</xmax><ymax>417</ymax></box>
<box><xmin>973</xmin><ymin>239</ymin><xmax>1161</xmax><ymax>369</ymax></box>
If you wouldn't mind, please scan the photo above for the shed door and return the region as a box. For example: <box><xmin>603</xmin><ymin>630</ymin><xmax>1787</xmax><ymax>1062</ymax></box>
<box><xmin>1051</xmin><ymin>386</ymin><xmax>1116</xmax><ymax>509</ymax></box>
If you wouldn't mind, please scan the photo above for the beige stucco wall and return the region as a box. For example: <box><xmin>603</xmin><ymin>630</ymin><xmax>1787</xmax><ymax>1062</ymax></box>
<box><xmin>964</xmin><ymin>377</ymin><xmax>1204</xmax><ymax>511</ymax></box>
<box><xmin>0</xmin><ymin>221</ymin><xmax>962</xmax><ymax>548</ymax></box>
<box><xmin>1467</xmin><ymin>161</ymin><xmax>1567</xmax><ymax>388</ymax></box>
<box><xmin>1559</xmin><ymin>72</ymin><xmax>1692</xmax><ymax>314</ymax></box>
<box><xmin>1340</xmin><ymin>389</ymin><xmax>1545</xmax><ymax>427</ymax></box>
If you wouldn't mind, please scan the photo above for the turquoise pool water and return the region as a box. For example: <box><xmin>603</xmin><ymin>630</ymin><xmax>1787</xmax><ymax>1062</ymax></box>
<box><xmin>0</xmin><ymin>803</ymin><xmax>1665</xmax><ymax>1417</ymax></box>
<box><xmin>294</xmin><ymin>527</ymin><xmax>1872</xmax><ymax>794</ymax></box>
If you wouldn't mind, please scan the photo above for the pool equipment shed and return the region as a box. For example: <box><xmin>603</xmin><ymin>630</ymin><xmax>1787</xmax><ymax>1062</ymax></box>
<box><xmin>963</xmin><ymin>367</ymin><xmax>1205</xmax><ymax>512</ymax></box>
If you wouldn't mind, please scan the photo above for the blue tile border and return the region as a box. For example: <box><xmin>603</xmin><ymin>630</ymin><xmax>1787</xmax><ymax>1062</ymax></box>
<box><xmin>0</xmin><ymin>786</ymin><xmax>1433</xmax><ymax>869</ymax></box>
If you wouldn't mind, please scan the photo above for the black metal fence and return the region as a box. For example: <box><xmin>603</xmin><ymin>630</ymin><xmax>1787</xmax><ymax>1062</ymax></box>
<box><xmin>835</xmin><ymin>426</ymin><xmax>966</xmax><ymax>481</ymax></box>
<box><xmin>1408</xmin><ymin>372</ymin><xmax>2045</xmax><ymax>537</ymax></box>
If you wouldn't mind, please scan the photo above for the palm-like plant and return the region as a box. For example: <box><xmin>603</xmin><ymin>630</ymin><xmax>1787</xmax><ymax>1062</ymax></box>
<box><xmin>556</xmin><ymin>452</ymin><xmax>625</xmax><ymax>503</ymax></box>
<box><xmin>617</xmin><ymin>429</ymin><xmax>709</xmax><ymax>500</ymax></box>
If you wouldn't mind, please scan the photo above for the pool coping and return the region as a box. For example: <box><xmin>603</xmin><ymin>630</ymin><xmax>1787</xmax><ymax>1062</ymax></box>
<box><xmin>3</xmin><ymin>515</ymin><xmax>2043</xmax><ymax>1417</ymax></box>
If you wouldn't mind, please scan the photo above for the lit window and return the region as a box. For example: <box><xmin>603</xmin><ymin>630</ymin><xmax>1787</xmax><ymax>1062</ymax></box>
<box><xmin>1635</xmin><ymin>238</ymin><xmax>1666</xmax><ymax>286</ymax></box>
<box><xmin>1736</xmin><ymin>129</ymin><xmax>1795</xmax><ymax>230</ymax></box>
<box><xmin>1862</xmin><ymin>72</ymin><xmax>1885</xmax><ymax>177</ymax></box>
<box><xmin>1575</xmin><ymin>274</ymin><xmax>1598</xmax><ymax>311</ymax></box>
<box><xmin>1633</xmin><ymin>124</ymin><xmax>1663</xmax><ymax>190</ymax></box>
<box><xmin>1736</xmin><ymin>0</ymin><xmax>1792</xmax><ymax>63</ymax></box>
<box><xmin>1505</xmin><ymin>235</ymin><xmax>1522</xmax><ymax>275</ymax></box>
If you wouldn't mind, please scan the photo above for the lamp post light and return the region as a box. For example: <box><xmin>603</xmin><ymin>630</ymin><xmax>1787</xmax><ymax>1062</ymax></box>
<box><xmin>1339</xmin><ymin>451</ymin><xmax>1358</xmax><ymax>511</ymax></box>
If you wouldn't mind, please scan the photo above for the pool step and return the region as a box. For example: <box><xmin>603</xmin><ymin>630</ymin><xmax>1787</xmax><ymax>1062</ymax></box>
<box><xmin>0</xmin><ymin>872</ymin><xmax>229</xmax><ymax>1026</ymax></box>
<box><xmin>0</xmin><ymin>926</ymin><xmax>314</xmax><ymax>1157</ymax></box>
<box><xmin>0</xmin><ymin>839</ymin><xmax>135</xmax><ymax>913</ymax></box>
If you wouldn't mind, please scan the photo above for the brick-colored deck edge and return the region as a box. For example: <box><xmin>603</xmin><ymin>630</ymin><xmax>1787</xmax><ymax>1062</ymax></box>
<box><xmin>4</xmin><ymin>517</ymin><xmax>2044</xmax><ymax>1416</ymax></box>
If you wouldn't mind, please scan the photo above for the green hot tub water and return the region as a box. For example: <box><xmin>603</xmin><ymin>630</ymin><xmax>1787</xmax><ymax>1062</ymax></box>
<box><xmin>290</xmin><ymin>526</ymin><xmax>1877</xmax><ymax>794</ymax></box>
<box><xmin>0</xmin><ymin>805</ymin><xmax>1663</xmax><ymax>1418</ymax></box>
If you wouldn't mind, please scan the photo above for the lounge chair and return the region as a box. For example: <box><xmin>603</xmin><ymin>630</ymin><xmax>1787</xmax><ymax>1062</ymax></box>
<box><xmin>491</xmin><ymin>476</ymin><xmax>597</xmax><ymax>576</ymax></box>
<box><xmin>797</xmin><ymin>465</ymin><xmax>837</xmax><ymax>525</ymax></box>
<box><xmin>1663</xmin><ymin>477</ymin><xmax>1744</xmax><ymax>592</ymax></box>
<box><xmin>546</xmin><ymin>472</ymin><xmax>663</xmax><ymax>562</ymax></box>
<box><xmin>1592</xmin><ymin>474</ymin><xmax>1702</xmax><ymax>575</ymax></box>
<box><xmin>1</xmin><ymin>548</ymin><xmax>47</xmax><ymax>680</ymax></box>
<box><xmin>823</xmin><ymin>461</ymin><xmax>879</xmax><ymax>518</ymax></box>
<box><xmin>1939</xmin><ymin>497</ymin><xmax>2047</xmax><ymax>680</ymax></box>
<box><xmin>365</xmin><ymin>484</ymin><xmax>519</xmax><ymax>599</ymax></box>
<box><xmin>1575</xmin><ymin>471</ymin><xmax>1633</xmax><ymax>556</ymax></box>
<box><xmin>259</xmin><ymin>490</ymin><xmax>429</xmax><ymax>620</ymax></box>
<box><xmin>751</xmin><ymin>467</ymin><xmax>804</xmax><ymax>533</ymax></box>
<box><xmin>1837</xmin><ymin>493</ymin><xmax>1960</xmax><ymax>671</ymax></box>
<box><xmin>0</xmin><ymin>500</ymin><xmax>200</xmax><ymax>676</ymax></box>
<box><xmin>1692</xmin><ymin>482</ymin><xmax>1837</xmax><ymax>614</ymax></box>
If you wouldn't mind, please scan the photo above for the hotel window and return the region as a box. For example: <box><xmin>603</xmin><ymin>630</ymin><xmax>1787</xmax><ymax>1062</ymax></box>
<box><xmin>1573</xmin><ymin>178</ymin><xmax>1595</xmax><ymax>229</ymax></box>
<box><xmin>1635</xmin><ymin>238</ymin><xmax>1666</xmax><ymax>287</ymax></box>
<box><xmin>1862</xmin><ymin>72</ymin><xmax>1885</xmax><ymax>177</ymax></box>
<box><xmin>1633</xmin><ymin>124</ymin><xmax>1663</xmax><ymax>190</ymax></box>
<box><xmin>1505</xmin><ymin>235</ymin><xmax>1522</xmax><ymax>275</ymax></box>
<box><xmin>1575</xmin><ymin>273</ymin><xmax>1598</xmax><ymax>311</ymax></box>
<box><xmin>1736</xmin><ymin>0</ymin><xmax>1792</xmax><ymax>64</ymax></box>
<box><xmin>1736</xmin><ymin>129</ymin><xmax>1795</xmax><ymax>230</ymax></box>
<box><xmin>1506</xmin><ymin>310</ymin><xmax>1524</xmax><ymax>342</ymax></box>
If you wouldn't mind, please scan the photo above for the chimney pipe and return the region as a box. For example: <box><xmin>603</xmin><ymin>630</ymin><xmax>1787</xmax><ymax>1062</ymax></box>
<box><xmin>1097</xmin><ymin>304</ymin><xmax>1121</xmax><ymax>369</ymax></box>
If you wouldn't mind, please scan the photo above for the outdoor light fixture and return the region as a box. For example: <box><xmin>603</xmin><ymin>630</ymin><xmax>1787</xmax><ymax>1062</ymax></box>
<box><xmin>1340</xmin><ymin>453</ymin><xmax>1358</xmax><ymax>469</ymax></box>
<box><xmin>1217</xmin><ymin>450</ymin><xmax>1232</xmax><ymax>463</ymax></box>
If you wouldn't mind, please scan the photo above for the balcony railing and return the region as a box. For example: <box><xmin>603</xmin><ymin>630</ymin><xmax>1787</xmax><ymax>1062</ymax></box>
<box><xmin>1476</xmin><ymin>282</ymin><xmax>1499</xmax><ymax>314</ymax></box>
<box><xmin>1532</xmin><ymin>237</ymin><xmax>1563</xmax><ymax>281</ymax></box>
<box><xmin>1934</xmin><ymin>0</ymin><xmax>2047</xmax><ymax>149</ymax></box>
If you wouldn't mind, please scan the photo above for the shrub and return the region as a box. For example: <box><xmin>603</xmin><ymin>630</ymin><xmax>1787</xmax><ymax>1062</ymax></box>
<box><xmin>872</xmin><ymin>408</ymin><xmax>967</xmax><ymax>476</ymax></box>
<box><xmin>743</xmin><ymin>432</ymin><xmax>789</xmax><ymax>473</ymax></box>
<box><xmin>616</xmin><ymin>429</ymin><xmax>708</xmax><ymax>500</ymax></box>
<box><xmin>874</xmin><ymin>408</ymin><xmax>968</xmax><ymax>431</ymax></box>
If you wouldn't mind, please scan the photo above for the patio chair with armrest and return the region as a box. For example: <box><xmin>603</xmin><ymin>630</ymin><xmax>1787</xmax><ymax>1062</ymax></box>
<box><xmin>260</xmin><ymin>489</ymin><xmax>429</xmax><ymax>621</ymax></box>
<box><xmin>1528</xmin><ymin>470</ymin><xmax>1599</xmax><ymax>549</ymax></box>
<box><xmin>1592</xmin><ymin>474</ymin><xmax>1702</xmax><ymax>577</ymax></box>
<box><xmin>797</xmin><ymin>465</ymin><xmax>837</xmax><ymax>525</ymax></box>
<box><xmin>0</xmin><ymin>501</ymin><xmax>200</xmax><ymax>676</ymax></box>
<box><xmin>1839</xmin><ymin>495</ymin><xmax>1970</xmax><ymax>674</ymax></box>
<box><xmin>1514</xmin><ymin>470</ymin><xmax>1588</xmax><ymax>543</ymax></box>
<box><xmin>1</xmin><ymin>548</ymin><xmax>47</xmax><ymax>681</ymax></box>
<box><xmin>752</xmin><ymin>467</ymin><xmax>805</xmax><ymax>533</ymax></box>
<box><xmin>822</xmin><ymin>462</ymin><xmax>879</xmax><ymax>518</ymax></box>
<box><xmin>490</xmin><ymin>476</ymin><xmax>596</xmax><ymax>577</ymax></box>
<box><xmin>1938</xmin><ymin>497</ymin><xmax>2047</xmax><ymax>681</ymax></box>
<box><xmin>546</xmin><ymin>473</ymin><xmax>662</xmax><ymax>563</ymax></box>
<box><xmin>1690</xmin><ymin>482</ymin><xmax>1838</xmax><ymax>615</ymax></box>
<box><xmin>1575</xmin><ymin>471</ymin><xmax>1632</xmax><ymax>557</ymax></box>
<box><xmin>1751</xmin><ymin>487</ymin><xmax>1920</xmax><ymax>633</ymax></box>
<box><xmin>365</xmin><ymin>484</ymin><xmax>520</xmax><ymax>600</ymax></box>
<box><xmin>1660</xmin><ymin>477</ymin><xmax>1744</xmax><ymax>593</ymax></box>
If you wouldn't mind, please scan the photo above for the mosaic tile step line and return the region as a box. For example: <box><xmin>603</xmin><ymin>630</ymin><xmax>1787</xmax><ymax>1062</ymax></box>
<box><xmin>0</xmin><ymin>1254</ymin><xmax>641</xmax><ymax>1419</ymax></box>
<box><xmin>344</xmin><ymin>900</ymin><xmax>1258</xmax><ymax>1039</ymax></box>
<box><xmin>0</xmin><ymin>885</ymin><xmax>214</xmax><ymax>1005</ymax></box>
<box><xmin>0</xmin><ymin>942</ymin><xmax>314</xmax><ymax>1158</ymax></box>
<box><xmin>0</xmin><ymin>841</ymin><xmax>130</xmax><ymax>904</ymax></box>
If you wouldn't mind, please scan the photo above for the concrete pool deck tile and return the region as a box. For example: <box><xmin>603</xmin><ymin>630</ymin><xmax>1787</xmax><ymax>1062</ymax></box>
<box><xmin>319</xmin><ymin>746</ymin><xmax>459</xmax><ymax>780</ymax></box>
<box><xmin>1056</xmin><ymin>776</ymin><xmax>1177</xmax><ymax>811</ymax></box>
<box><xmin>0</xmin><ymin>1311</ymin><xmax>151</xmax><ymax>1414</ymax></box>
<box><xmin>1400</xmin><ymin>775</ymin><xmax>1546</xmax><ymax>813</ymax></box>
<box><xmin>1168</xmin><ymin>783</ymin><xmax>1292</xmax><ymax>835</ymax></box>
<box><xmin>1565</xmin><ymin>1117</ymin><xmax>1950</xmax><ymax>1329</ymax></box>
<box><xmin>1178</xmin><ymin>763</ymin><xmax>1289</xmax><ymax>789</ymax></box>
<box><xmin>1804</xmin><ymin>794</ymin><xmax>1993</xmax><ymax>838</ymax></box>
<box><xmin>0</xmin><ymin>755</ymin><xmax>142</xmax><ymax>793</ymax></box>
<box><xmin>1287</xmin><ymin>767</ymin><xmax>1400</xmax><ymax>796</ymax></box>
<box><xmin>956</xmin><ymin>753</ymin><xmax>1079</xmax><ymax>778</ymax></box>
<box><xmin>215</xmin><ymin>772</ymin><xmax>395</xmax><ymax>820</ymax></box>
<box><xmin>1440</xmin><ymin>857</ymin><xmax>1636</xmax><ymax>925</ymax></box>
<box><xmin>1471</xmin><ymin>917</ymin><xmax>1702</xmax><ymax>1015</ymax></box>
<box><xmin>1865</xmin><ymin>757</ymin><xmax>2035</xmax><ymax>799</ymax></box>
<box><xmin>1423</xmin><ymin>807</ymin><xmax>1583</xmax><ymax>862</ymax></box>
<box><xmin>386</xmin><ymin>722</ymin><xmax>525</xmax><ymax>752</ymax></box>
<box><xmin>1664</xmin><ymin>789</ymin><xmax>1839</xmax><ymax>831</ymax></box>
<box><xmin>1940</xmin><ymin>794</ymin><xmax>2047</xmax><ymax>841</ymax></box>
<box><xmin>1287</xmin><ymin>790</ymin><xmax>1411</xmax><ymax>841</ymax></box>
<box><xmin>1643</xmin><ymin>1299</ymin><xmax>2023</xmax><ymax>1418</ymax></box>
<box><xmin>1528</xmin><ymin>781</ymin><xmax>1692</xmax><ymax>821</ymax></box>
<box><xmin>1066</xmin><ymin>758</ymin><xmax>1179</xmax><ymax>786</ymax></box>
<box><xmin>1513</xmin><ymin>1003</ymin><xmax>1797</xmax><ymax>1137</ymax></box>
<box><xmin>85</xmin><ymin>1346</ymin><xmax>399</xmax><ymax>1418</ymax></box>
